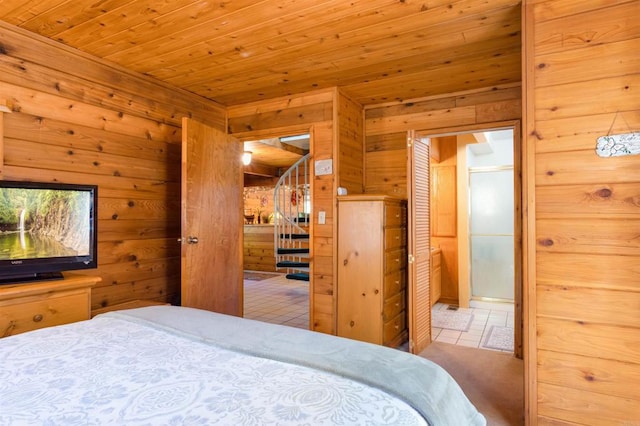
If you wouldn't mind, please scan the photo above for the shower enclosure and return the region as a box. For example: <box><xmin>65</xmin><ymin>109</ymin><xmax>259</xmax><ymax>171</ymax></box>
<box><xmin>468</xmin><ymin>166</ymin><xmax>514</xmax><ymax>301</ymax></box>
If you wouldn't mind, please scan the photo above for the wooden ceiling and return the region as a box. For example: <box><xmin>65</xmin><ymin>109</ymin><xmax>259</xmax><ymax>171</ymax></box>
<box><xmin>243</xmin><ymin>136</ymin><xmax>308</xmax><ymax>178</ymax></box>
<box><xmin>0</xmin><ymin>0</ymin><xmax>522</xmax><ymax>108</ymax></box>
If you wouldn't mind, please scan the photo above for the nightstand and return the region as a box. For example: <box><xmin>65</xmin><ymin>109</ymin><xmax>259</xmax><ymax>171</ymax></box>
<box><xmin>0</xmin><ymin>274</ymin><xmax>100</xmax><ymax>338</ymax></box>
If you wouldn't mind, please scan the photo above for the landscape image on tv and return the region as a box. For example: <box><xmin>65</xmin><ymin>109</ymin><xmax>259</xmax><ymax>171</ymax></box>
<box><xmin>0</xmin><ymin>188</ymin><xmax>91</xmax><ymax>260</ymax></box>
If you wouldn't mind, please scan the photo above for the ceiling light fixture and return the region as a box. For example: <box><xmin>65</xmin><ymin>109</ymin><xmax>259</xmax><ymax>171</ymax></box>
<box><xmin>242</xmin><ymin>151</ymin><xmax>252</xmax><ymax>166</ymax></box>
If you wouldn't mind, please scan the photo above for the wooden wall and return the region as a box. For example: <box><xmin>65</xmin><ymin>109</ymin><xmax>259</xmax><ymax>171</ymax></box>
<box><xmin>430</xmin><ymin>136</ymin><xmax>459</xmax><ymax>305</ymax></box>
<box><xmin>243</xmin><ymin>225</ymin><xmax>276</xmax><ymax>272</ymax></box>
<box><xmin>0</xmin><ymin>23</ymin><xmax>226</xmax><ymax>314</ymax></box>
<box><xmin>524</xmin><ymin>1</ymin><xmax>640</xmax><ymax>424</ymax></box>
<box><xmin>228</xmin><ymin>88</ymin><xmax>364</xmax><ymax>334</ymax></box>
<box><xmin>364</xmin><ymin>84</ymin><xmax>522</xmax><ymax>197</ymax></box>
<box><xmin>228</xmin><ymin>89</ymin><xmax>336</xmax><ymax>333</ymax></box>
<box><xmin>364</xmin><ymin>84</ymin><xmax>521</xmax><ymax>308</ymax></box>
<box><xmin>337</xmin><ymin>91</ymin><xmax>365</xmax><ymax>194</ymax></box>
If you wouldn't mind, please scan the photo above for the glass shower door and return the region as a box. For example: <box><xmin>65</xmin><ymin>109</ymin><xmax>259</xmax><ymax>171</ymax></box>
<box><xmin>469</xmin><ymin>168</ymin><xmax>514</xmax><ymax>301</ymax></box>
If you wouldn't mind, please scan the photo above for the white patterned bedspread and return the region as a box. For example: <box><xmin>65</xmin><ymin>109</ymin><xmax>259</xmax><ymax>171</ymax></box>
<box><xmin>0</xmin><ymin>313</ymin><xmax>427</xmax><ymax>425</ymax></box>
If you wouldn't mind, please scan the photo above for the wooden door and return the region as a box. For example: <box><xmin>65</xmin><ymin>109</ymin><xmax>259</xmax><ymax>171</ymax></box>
<box><xmin>407</xmin><ymin>131</ymin><xmax>431</xmax><ymax>354</ymax></box>
<box><xmin>181</xmin><ymin>118</ymin><xmax>244</xmax><ymax>316</ymax></box>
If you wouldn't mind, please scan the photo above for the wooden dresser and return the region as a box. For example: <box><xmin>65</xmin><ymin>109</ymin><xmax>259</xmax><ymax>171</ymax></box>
<box><xmin>337</xmin><ymin>195</ymin><xmax>407</xmax><ymax>347</ymax></box>
<box><xmin>0</xmin><ymin>273</ymin><xmax>100</xmax><ymax>338</ymax></box>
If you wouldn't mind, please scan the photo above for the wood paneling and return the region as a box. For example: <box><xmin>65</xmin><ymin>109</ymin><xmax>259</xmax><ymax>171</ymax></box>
<box><xmin>431</xmin><ymin>165</ymin><xmax>457</xmax><ymax>237</ymax></box>
<box><xmin>525</xmin><ymin>1</ymin><xmax>640</xmax><ymax>422</ymax></box>
<box><xmin>538</xmin><ymin>382</ymin><xmax>640</xmax><ymax>426</ymax></box>
<box><xmin>337</xmin><ymin>91</ymin><xmax>364</xmax><ymax>194</ymax></box>
<box><xmin>0</xmin><ymin>23</ymin><xmax>226</xmax><ymax>314</ymax></box>
<box><xmin>0</xmin><ymin>23</ymin><xmax>223</xmax><ymax>130</ymax></box>
<box><xmin>430</xmin><ymin>137</ymin><xmax>458</xmax><ymax>304</ymax></box>
<box><xmin>536</xmin><ymin>182</ymin><xmax>640</xmax><ymax>219</ymax></box>
<box><xmin>230</xmin><ymin>89</ymin><xmax>365</xmax><ymax>335</ymax></box>
<box><xmin>228</xmin><ymin>89</ymin><xmax>337</xmax><ymax>334</ymax></box>
<box><xmin>365</xmin><ymin>86</ymin><xmax>521</xmax><ymax>306</ymax></box>
<box><xmin>537</xmin><ymin>219</ymin><xmax>640</xmax><ymax>256</ymax></box>
<box><xmin>243</xmin><ymin>226</ymin><xmax>277</xmax><ymax>273</ymax></box>
<box><xmin>537</xmin><ymin>350</ymin><xmax>640</xmax><ymax>401</ymax></box>
<box><xmin>364</xmin><ymin>84</ymin><xmax>521</xmax><ymax>195</ymax></box>
<box><xmin>430</xmin><ymin>237</ymin><xmax>459</xmax><ymax>304</ymax></box>
<box><xmin>0</xmin><ymin>1</ymin><xmax>521</xmax><ymax>107</ymax></box>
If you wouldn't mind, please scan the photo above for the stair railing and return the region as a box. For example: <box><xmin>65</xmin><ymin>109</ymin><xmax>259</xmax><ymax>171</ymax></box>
<box><xmin>274</xmin><ymin>153</ymin><xmax>311</xmax><ymax>271</ymax></box>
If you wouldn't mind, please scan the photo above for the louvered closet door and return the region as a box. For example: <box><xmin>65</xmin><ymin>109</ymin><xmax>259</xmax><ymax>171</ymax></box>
<box><xmin>407</xmin><ymin>131</ymin><xmax>431</xmax><ymax>354</ymax></box>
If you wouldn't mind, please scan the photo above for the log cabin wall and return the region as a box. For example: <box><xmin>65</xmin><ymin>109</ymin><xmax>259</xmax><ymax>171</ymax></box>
<box><xmin>227</xmin><ymin>88</ymin><xmax>336</xmax><ymax>333</ymax></box>
<box><xmin>430</xmin><ymin>136</ymin><xmax>459</xmax><ymax>305</ymax></box>
<box><xmin>243</xmin><ymin>187</ymin><xmax>277</xmax><ymax>272</ymax></box>
<box><xmin>243</xmin><ymin>225</ymin><xmax>277</xmax><ymax>273</ymax></box>
<box><xmin>0</xmin><ymin>23</ymin><xmax>226</xmax><ymax>314</ymax></box>
<box><xmin>364</xmin><ymin>84</ymin><xmax>522</xmax><ymax>198</ymax></box>
<box><xmin>337</xmin><ymin>91</ymin><xmax>365</xmax><ymax>195</ymax></box>
<box><xmin>364</xmin><ymin>85</ymin><xmax>522</xmax><ymax>308</ymax></box>
<box><xmin>228</xmin><ymin>88</ymin><xmax>364</xmax><ymax>334</ymax></box>
<box><xmin>524</xmin><ymin>1</ymin><xmax>640</xmax><ymax>424</ymax></box>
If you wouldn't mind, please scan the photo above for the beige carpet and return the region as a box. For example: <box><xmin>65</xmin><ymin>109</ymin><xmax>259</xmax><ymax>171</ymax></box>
<box><xmin>419</xmin><ymin>342</ymin><xmax>524</xmax><ymax>426</ymax></box>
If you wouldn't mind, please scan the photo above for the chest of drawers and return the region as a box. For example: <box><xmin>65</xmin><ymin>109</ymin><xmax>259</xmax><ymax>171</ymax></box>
<box><xmin>337</xmin><ymin>195</ymin><xmax>407</xmax><ymax>347</ymax></box>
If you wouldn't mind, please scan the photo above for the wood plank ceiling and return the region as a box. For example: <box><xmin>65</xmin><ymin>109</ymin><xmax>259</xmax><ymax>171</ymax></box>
<box><xmin>0</xmin><ymin>0</ymin><xmax>522</xmax><ymax>107</ymax></box>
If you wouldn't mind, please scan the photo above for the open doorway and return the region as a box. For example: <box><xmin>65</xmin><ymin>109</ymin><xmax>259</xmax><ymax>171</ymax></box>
<box><xmin>241</xmin><ymin>133</ymin><xmax>311</xmax><ymax>329</ymax></box>
<box><xmin>417</xmin><ymin>125</ymin><xmax>522</xmax><ymax>358</ymax></box>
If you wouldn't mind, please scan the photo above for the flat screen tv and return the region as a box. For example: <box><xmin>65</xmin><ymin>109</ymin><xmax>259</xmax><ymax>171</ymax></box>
<box><xmin>0</xmin><ymin>180</ymin><xmax>97</xmax><ymax>284</ymax></box>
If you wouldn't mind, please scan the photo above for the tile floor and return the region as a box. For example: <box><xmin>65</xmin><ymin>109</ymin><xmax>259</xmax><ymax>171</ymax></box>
<box><xmin>432</xmin><ymin>300</ymin><xmax>515</xmax><ymax>353</ymax></box>
<box><xmin>243</xmin><ymin>272</ymin><xmax>309</xmax><ymax>329</ymax></box>
<box><xmin>243</xmin><ymin>272</ymin><xmax>514</xmax><ymax>354</ymax></box>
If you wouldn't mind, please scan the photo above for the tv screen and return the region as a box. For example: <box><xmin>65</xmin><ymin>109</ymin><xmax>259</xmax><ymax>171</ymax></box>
<box><xmin>0</xmin><ymin>180</ymin><xmax>97</xmax><ymax>284</ymax></box>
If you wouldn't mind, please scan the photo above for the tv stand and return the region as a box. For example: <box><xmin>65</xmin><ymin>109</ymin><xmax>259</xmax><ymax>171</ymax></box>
<box><xmin>0</xmin><ymin>271</ymin><xmax>63</xmax><ymax>285</ymax></box>
<box><xmin>0</xmin><ymin>273</ymin><xmax>101</xmax><ymax>337</ymax></box>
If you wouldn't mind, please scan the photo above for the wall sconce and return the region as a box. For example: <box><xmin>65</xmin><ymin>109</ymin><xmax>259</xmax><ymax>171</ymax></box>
<box><xmin>242</xmin><ymin>151</ymin><xmax>252</xmax><ymax>166</ymax></box>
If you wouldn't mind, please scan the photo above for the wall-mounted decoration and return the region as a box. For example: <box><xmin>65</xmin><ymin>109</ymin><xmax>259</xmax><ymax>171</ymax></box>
<box><xmin>596</xmin><ymin>133</ymin><xmax>640</xmax><ymax>157</ymax></box>
<box><xmin>314</xmin><ymin>159</ymin><xmax>333</xmax><ymax>176</ymax></box>
<box><xmin>596</xmin><ymin>112</ymin><xmax>640</xmax><ymax>157</ymax></box>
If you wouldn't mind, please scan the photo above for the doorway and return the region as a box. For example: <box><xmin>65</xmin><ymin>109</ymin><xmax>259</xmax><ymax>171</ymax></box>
<box><xmin>417</xmin><ymin>125</ymin><xmax>522</xmax><ymax>358</ymax></box>
<box><xmin>240</xmin><ymin>133</ymin><xmax>311</xmax><ymax>328</ymax></box>
<box><xmin>467</xmin><ymin>130</ymin><xmax>515</xmax><ymax>303</ymax></box>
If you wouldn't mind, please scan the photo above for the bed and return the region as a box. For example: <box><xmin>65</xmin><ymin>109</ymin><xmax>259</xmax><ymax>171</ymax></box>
<box><xmin>0</xmin><ymin>305</ymin><xmax>485</xmax><ymax>425</ymax></box>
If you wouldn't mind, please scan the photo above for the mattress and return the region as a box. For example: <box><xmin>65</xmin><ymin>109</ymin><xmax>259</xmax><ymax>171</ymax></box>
<box><xmin>0</xmin><ymin>306</ymin><xmax>485</xmax><ymax>425</ymax></box>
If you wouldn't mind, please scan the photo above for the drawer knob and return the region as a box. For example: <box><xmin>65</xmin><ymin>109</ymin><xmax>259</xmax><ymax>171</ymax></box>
<box><xmin>350</xmin><ymin>321</ymin><xmax>355</xmax><ymax>327</ymax></box>
<box><xmin>33</xmin><ymin>314</ymin><xmax>44</xmax><ymax>322</ymax></box>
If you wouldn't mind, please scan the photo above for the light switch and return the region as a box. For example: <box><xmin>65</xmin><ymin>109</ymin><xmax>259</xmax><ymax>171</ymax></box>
<box><xmin>318</xmin><ymin>211</ymin><xmax>326</xmax><ymax>225</ymax></box>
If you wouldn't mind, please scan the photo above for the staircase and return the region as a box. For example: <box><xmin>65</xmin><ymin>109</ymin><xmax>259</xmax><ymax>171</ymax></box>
<box><xmin>274</xmin><ymin>154</ymin><xmax>311</xmax><ymax>282</ymax></box>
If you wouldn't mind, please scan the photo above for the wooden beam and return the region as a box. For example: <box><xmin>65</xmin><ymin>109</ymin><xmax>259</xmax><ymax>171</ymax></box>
<box><xmin>254</xmin><ymin>137</ymin><xmax>309</xmax><ymax>156</ymax></box>
<box><xmin>243</xmin><ymin>161</ymin><xmax>280</xmax><ymax>177</ymax></box>
<box><xmin>243</xmin><ymin>175</ymin><xmax>280</xmax><ymax>187</ymax></box>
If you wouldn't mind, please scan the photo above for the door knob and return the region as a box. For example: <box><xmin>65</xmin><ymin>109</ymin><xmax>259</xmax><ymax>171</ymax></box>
<box><xmin>178</xmin><ymin>236</ymin><xmax>199</xmax><ymax>244</ymax></box>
